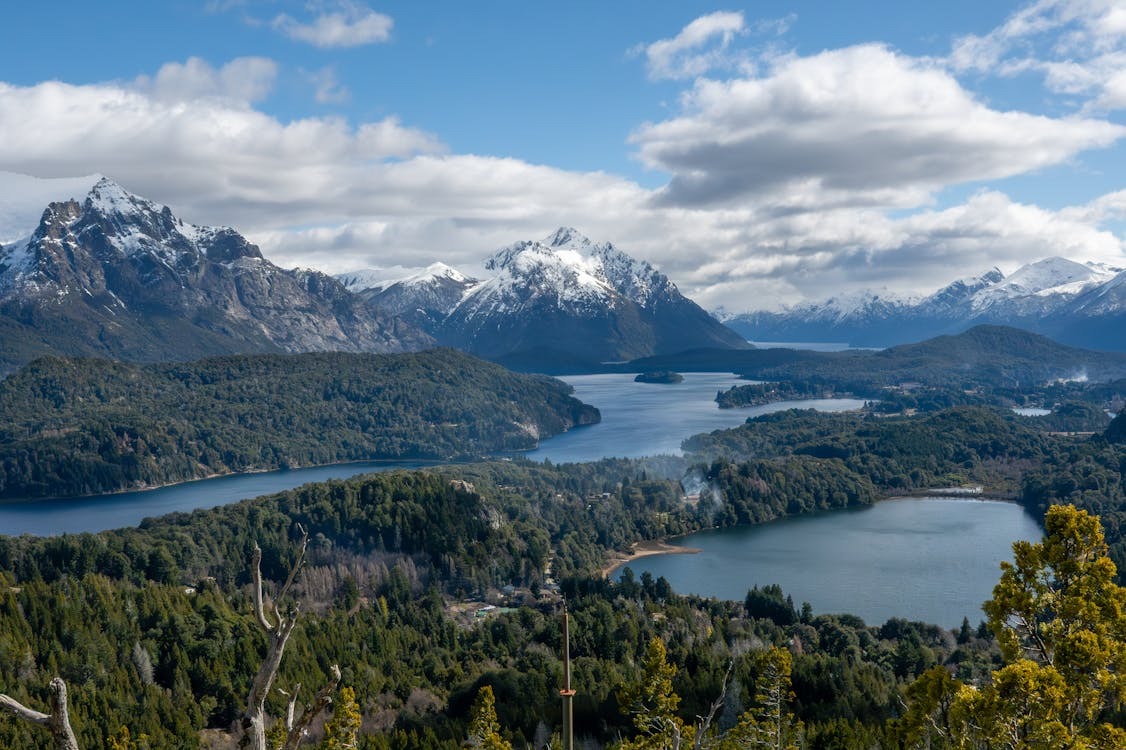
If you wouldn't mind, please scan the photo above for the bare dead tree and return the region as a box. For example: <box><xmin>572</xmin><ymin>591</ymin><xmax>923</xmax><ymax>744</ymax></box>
<box><xmin>280</xmin><ymin>665</ymin><xmax>341</xmax><ymax>750</ymax></box>
<box><xmin>0</xmin><ymin>677</ymin><xmax>80</xmax><ymax>750</ymax></box>
<box><xmin>240</xmin><ymin>525</ymin><xmax>340</xmax><ymax>750</ymax></box>
<box><xmin>693</xmin><ymin>661</ymin><xmax>734</xmax><ymax>750</ymax></box>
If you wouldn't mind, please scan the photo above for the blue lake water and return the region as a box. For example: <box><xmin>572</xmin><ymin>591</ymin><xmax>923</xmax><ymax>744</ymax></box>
<box><xmin>615</xmin><ymin>497</ymin><xmax>1043</xmax><ymax>628</ymax></box>
<box><xmin>0</xmin><ymin>372</ymin><xmax>864</xmax><ymax>535</ymax></box>
<box><xmin>0</xmin><ymin>370</ymin><xmax>1046</xmax><ymax>628</ymax></box>
<box><xmin>525</xmin><ymin>372</ymin><xmax>866</xmax><ymax>463</ymax></box>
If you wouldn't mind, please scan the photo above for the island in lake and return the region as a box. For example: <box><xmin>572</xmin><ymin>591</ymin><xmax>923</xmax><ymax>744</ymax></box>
<box><xmin>634</xmin><ymin>370</ymin><xmax>684</xmax><ymax>384</ymax></box>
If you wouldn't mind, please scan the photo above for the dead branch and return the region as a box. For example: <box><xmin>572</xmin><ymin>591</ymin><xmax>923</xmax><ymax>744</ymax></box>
<box><xmin>694</xmin><ymin>661</ymin><xmax>734</xmax><ymax>750</ymax></box>
<box><xmin>0</xmin><ymin>677</ymin><xmax>80</xmax><ymax>750</ymax></box>
<box><xmin>281</xmin><ymin>665</ymin><xmax>341</xmax><ymax>750</ymax></box>
<box><xmin>240</xmin><ymin>526</ymin><xmax>311</xmax><ymax>750</ymax></box>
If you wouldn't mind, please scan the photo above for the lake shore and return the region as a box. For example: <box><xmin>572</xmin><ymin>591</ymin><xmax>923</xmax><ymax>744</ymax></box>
<box><xmin>602</xmin><ymin>539</ymin><xmax>701</xmax><ymax>578</ymax></box>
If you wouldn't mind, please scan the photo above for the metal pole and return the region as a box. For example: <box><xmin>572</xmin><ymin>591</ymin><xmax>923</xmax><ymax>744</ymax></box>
<box><xmin>560</xmin><ymin>607</ymin><xmax>575</xmax><ymax>750</ymax></box>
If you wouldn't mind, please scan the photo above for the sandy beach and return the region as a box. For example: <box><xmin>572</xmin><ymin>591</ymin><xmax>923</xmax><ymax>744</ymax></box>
<box><xmin>601</xmin><ymin>539</ymin><xmax>701</xmax><ymax>578</ymax></box>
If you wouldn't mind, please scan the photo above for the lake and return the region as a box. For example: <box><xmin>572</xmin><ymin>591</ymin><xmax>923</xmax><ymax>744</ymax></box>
<box><xmin>615</xmin><ymin>497</ymin><xmax>1043</xmax><ymax>628</ymax></box>
<box><xmin>524</xmin><ymin>372</ymin><xmax>866</xmax><ymax>463</ymax></box>
<box><xmin>0</xmin><ymin>372</ymin><xmax>864</xmax><ymax>535</ymax></box>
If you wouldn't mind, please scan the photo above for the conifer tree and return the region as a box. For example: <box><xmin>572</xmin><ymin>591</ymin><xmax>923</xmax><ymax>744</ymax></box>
<box><xmin>465</xmin><ymin>685</ymin><xmax>511</xmax><ymax>750</ymax></box>
<box><xmin>321</xmin><ymin>687</ymin><xmax>361</xmax><ymax>750</ymax></box>
<box><xmin>898</xmin><ymin>505</ymin><xmax>1126</xmax><ymax>748</ymax></box>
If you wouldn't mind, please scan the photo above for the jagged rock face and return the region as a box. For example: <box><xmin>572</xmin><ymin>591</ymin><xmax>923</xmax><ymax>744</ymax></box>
<box><xmin>0</xmin><ymin>178</ymin><xmax>431</xmax><ymax>371</ymax></box>
<box><xmin>436</xmin><ymin>227</ymin><xmax>748</xmax><ymax>362</ymax></box>
<box><xmin>722</xmin><ymin>257</ymin><xmax>1126</xmax><ymax>351</ymax></box>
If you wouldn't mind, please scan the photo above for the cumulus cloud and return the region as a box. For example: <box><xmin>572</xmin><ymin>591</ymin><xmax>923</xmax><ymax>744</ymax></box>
<box><xmin>680</xmin><ymin>191</ymin><xmax>1126</xmax><ymax>310</ymax></box>
<box><xmin>0</xmin><ymin>73</ymin><xmax>648</xmax><ymax>276</ymax></box>
<box><xmin>134</xmin><ymin>57</ymin><xmax>277</xmax><ymax>103</ymax></box>
<box><xmin>272</xmin><ymin>2</ymin><xmax>393</xmax><ymax>48</ymax></box>
<box><xmin>636</xmin><ymin>11</ymin><xmax>748</xmax><ymax>80</ymax></box>
<box><xmin>1</xmin><ymin>47</ymin><xmax>1123</xmax><ymax>315</ymax></box>
<box><xmin>632</xmin><ymin>44</ymin><xmax>1124</xmax><ymax>209</ymax></box>
<box><xmin>950</xmin><ymin>0</ymin><xmax>1126</xmax><ymax>112</ymax></box>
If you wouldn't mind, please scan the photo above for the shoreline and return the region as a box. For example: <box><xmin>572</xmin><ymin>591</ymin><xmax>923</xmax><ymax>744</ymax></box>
<box><xmin>0</xmin><ymin>456</ymin><xmax>453</xmax><ymax>506</ymax></box>
<box><xmin>601</xmin><ymin>539</ymin><xmax>701</xmax><ymax>578</ymax></box>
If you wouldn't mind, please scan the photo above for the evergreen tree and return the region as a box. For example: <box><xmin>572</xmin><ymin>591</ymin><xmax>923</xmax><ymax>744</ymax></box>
<box><xmin>466</xmin><ymin>686</ymin><xmax>511</xmax><ymax>750</ymax></box>
<box><xmin>723</xmin><ymin>647</ymin><xmax>802</xmax><ymax>750</ymax></box>
<box><xmin>898</xmin><ymin>505</ymin><xmax>1126</xmax><ymax>749</ymax></box>
<box><xmin>321</xmin><ymin>687</ymin><xmax>361</xmax><ymax>750</ymax></box>
<box><xmin>617</xmin><ymin>637</ymin><xmax>693</xmax><ymax>750</ymax></box>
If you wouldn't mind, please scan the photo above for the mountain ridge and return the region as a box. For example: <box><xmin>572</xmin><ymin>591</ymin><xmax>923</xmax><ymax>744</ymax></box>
<box><xmin>722</xmin><ymin>256</ymin><xmax>1126</xmax><ymax>350</ymax></box>
<box><xmin>341</xmin><ymin>226</ymin><xmax>750</xmax><ymax>362</ymax></box>
<box><xmin>0</xmin><ymin>178</ymin><xmax>433</xmax><ymax>373</ymax></box>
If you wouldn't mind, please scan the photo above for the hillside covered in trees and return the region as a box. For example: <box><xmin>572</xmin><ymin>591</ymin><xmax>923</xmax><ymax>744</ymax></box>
<box><xmin>1</xmin><ymin>400</ymin><xmax>1124</xmax><ymax>746</ymax></box>
<box><xmin>0</xmin><ymin>349</ymin><xmax>599</xmax><ymax>500</ymax></box>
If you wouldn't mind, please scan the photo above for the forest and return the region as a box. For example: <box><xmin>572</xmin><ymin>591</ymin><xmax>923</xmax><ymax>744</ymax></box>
<box><xmin>0</xmin><ymin>349</ymin><xmax>599</xmax><ymax>500</ymax></box>
<box><xmin>0</xmin><ymin>405</ymin><xmax>1123</xmax><ymax>747</ymax></box>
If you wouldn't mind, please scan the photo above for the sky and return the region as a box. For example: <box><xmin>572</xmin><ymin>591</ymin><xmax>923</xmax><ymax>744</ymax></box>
<box><xmin>1</xmin><ymin>0</ymin><xmax>1125</xmax><ymax>312</ymax></box>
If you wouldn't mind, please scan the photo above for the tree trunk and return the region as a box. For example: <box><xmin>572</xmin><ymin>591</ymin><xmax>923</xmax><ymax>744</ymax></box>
<box><xmin>0</xmin><ymin>677</ymin><xmax>80</xmax><ymax>750</ymax></box>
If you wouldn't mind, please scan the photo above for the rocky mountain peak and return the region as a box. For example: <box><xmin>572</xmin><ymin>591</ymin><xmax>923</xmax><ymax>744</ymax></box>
<box><xmin>0</xmin><ymin>180</ymin><xmax>432</xmax><ymax>371</ymax></box>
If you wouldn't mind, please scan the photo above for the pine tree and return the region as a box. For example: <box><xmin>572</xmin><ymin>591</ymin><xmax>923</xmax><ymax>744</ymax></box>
<box><xmin>321</xmin><ymin>687</ymin><xmax>361</xmax><ymax>750</ymax></box>
<box><xmin>898</xmin><ymin>505</ymin><xmax>1126</xmax><ymax>749</ymax></box>
<box><xmin>465</xmin><ymin>686</ymin><xmax>511</xmax><ymax>750</ymax></box>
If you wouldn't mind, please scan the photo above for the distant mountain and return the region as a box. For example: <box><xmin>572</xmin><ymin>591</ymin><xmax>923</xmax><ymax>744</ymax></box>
<box><xmin>341</xmin><ymin>228</ymin><xmax>748</xmax><ymax>363</ymax></box>
<box><xmin>722</xmin><ymin>257</ymin><xmax>1126</xmax><ymax>351</ymax></box>
<box><xmin>0</xmin><ymin>178</ymin><xmax>432</xmax><ymax>373</ymax></box>
<box><xmin>340</xmin><ymin>262</ymin><xmax>479</xmax><ymax>332</ymax></box>
<box><xmin>624</xmin><ymin>325</ymin><xmax>1126</xmax><ymax>389</ymax></box>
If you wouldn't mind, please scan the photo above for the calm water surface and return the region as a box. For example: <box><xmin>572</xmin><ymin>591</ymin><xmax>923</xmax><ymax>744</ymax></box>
<box><xmin>0</xmin><ymin>461</ymin><xmax>433</xmax><ymax>536</ymax></box>
<box><xmin>525</xmin><ymin>372</ymin><xmax>865</xmax><ymax>463</ymax></box>
<box><xmin>617</xmin><ymin>497</ymin><xmax>1043</xmax><ymax>628</ymax></box>
<box><xmin>0</xmin><ymin>372</ymin><xmax>863</xmax><ymax>535</ymax></box>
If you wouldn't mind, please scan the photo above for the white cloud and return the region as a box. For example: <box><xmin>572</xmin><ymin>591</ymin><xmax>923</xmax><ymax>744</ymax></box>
<box><xmin>304</xmin><ymin>66</ymin><xmax>350</xmax><ymax>104</ymax></box>
<box><xmin>272</xmin><ymin>2</ymin><xmax>392</xmax><ymax>48</ymax></box>
<box><xmin>678</xmin><ymin>191</ymin><xmax>1126</xmax><ymax>310</ymax></box>
<box><xmin>637</xmin><ymin>11</ymin><xmax>748</xmax><ymax>80</ymax></box>
<box><xmin>0</xmin><ymin>50</ymin><xmax>1123</xmax><ymax>315</ymax></box>
<box><xmin>134</xmin><ymin>57</ymin><xmax>277</xmax><ymax>103</ymax></box>
<box><xmin>632</xmin><ymin>44</ymin><xmax>1124</xmax><ymax>208</ymax></box>
<box><xmin>950</xmin><ymin>0</ymin><xmax>1126</xmax><ymax>112</ymax></box>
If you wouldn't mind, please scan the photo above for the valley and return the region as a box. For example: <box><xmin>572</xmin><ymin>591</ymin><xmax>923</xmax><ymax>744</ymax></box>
<box><xmin>0</xmin><ymin>180</ymin><xmax>1124</xmax><ymax>748</ymax></box>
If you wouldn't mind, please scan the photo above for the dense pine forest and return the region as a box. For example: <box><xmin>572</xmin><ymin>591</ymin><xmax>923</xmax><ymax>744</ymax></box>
<box><xmin>1</xmin><ymin>404</ymin><xmax>1124</xmax><ymax>747</ymax></box>
<box><xmin>0</xmin><ymin>349</ymin><xmax>598</xmax><ymax>500</ymax></box>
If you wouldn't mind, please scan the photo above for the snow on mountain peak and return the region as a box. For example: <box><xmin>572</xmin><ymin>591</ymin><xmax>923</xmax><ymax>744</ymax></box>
<box><xmin>971</xmin><ymin>256</ymin><xmax>1116</xmax><ymax>310</ymax></box>
<box><xmin>543</xmin><ymin>226</ymin><xmax>594</xmax><ymax>250</ymax></box>
<box><xmin>85</xmin><ymin>177</ymin><xmax>161</xmax><ymax>220</ymax></box>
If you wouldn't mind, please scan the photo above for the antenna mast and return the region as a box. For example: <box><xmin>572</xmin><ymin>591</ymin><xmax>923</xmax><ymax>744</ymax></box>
<box><xmin>560</xmin><ymin>604</ymin><xmax>575</xmax><ymax>750</ymax></box>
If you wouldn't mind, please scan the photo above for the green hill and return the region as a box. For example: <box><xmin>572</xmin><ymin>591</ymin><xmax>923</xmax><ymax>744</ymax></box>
<box><xmin>0</xmin><ymin>349</ymin><xmax>599</xmax><ymax>499</ymax></box>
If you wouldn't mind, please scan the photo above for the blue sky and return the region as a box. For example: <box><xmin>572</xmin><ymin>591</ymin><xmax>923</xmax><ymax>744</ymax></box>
<box><xmin>1</xmin><ymin>1</ymin><xmax>1124</xmax><ymax>310</ymax></box>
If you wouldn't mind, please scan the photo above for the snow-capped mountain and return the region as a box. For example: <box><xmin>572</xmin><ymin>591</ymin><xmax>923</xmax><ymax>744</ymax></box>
<box><xmin>341</xmin><ymin>227</ymin><xmax>748</xmax><ymax>363</ymax></box>
<box><xmin>722</xmin><ymin>257</ymin><xmax>1126</xmax><ymax>351</ymax></box>
<box><xmin>0</xmin><ymin>177</ymin><xmax>431</xmax><ymax>372</ymax></box>
<box><xmin>443</xmin><ymin>227</ymin><xmax>747</xmax><ymax>361</ymax></box>
<box><xmin>341</xmin><ymin>262</ymin><xmax>479</xmax><ymax>332</ymax></box>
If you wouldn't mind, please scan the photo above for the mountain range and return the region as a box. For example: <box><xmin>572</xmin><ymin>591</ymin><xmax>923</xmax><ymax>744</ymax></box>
<box><xmin>0</xmin><ymin>179</ymin><xmax>746</xmax><ymax>373</ymax></box>
<box><xmin>721</xmin><ymin>257</ymin><xmax>1126</xmax><ymax>351</ymax></box>
<box><xmin>338</xmin><ymin>226</ymin><xmax>748</xmax><ymax>363</ymax></box>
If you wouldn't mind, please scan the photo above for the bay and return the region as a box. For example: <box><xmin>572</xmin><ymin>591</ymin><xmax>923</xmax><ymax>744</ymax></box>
<box><xmin>615</xmin><ymin>497</ymin><xmax>1043</xmax><ymax>628</ymax></box>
